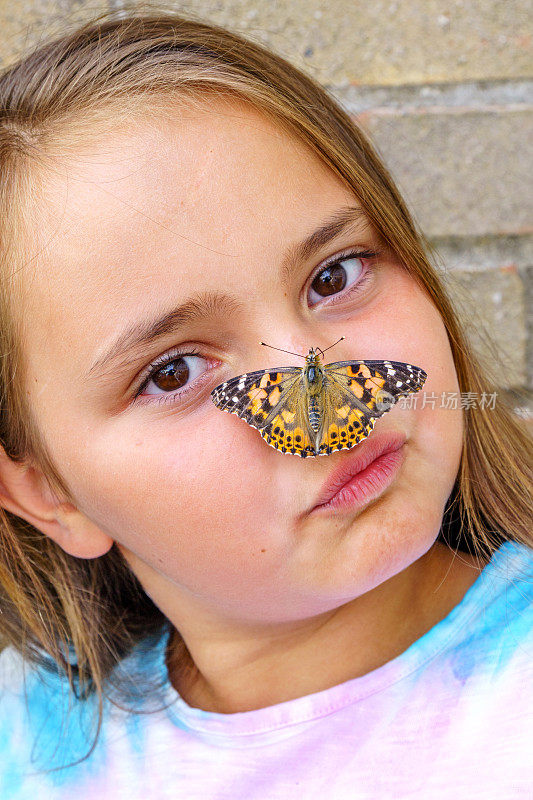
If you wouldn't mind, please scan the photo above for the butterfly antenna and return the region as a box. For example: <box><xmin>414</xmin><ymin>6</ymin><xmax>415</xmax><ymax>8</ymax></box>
<box><xmin>260</xmin><ymin>342</ymin><xmax>306</xmax><ymax>359</ymax></box>
<box><xmin>317</xmin><ymin>336</ymin><xmax>345</xmax><ymax>359</ymax></box>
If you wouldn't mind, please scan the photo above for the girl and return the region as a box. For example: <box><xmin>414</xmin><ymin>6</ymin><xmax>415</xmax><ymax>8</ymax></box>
<box><xmin>0</xmin><ymin>7</ymin><xmax>531</xmax><ymax>799</ymax></box>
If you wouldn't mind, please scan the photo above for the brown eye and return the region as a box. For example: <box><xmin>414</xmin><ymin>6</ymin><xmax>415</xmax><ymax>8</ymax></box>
<box><xmin>134</xmin><ymin>351</ymin><xmax>212</xmax><ymax>404</ymax></box>
<box><xmin>152</xmin><ymin>358</ymin><xmax>190</xmax><ymax>391</ymax></box>
<box><xmin>311</xmin><ymin>264</ymin><xmax>347</xmax><ymax>297</ymax></box>
<box><xmin>308</xmin><ymin>254</ymin><xmax>365</xmax><ymax>305</ymax></box>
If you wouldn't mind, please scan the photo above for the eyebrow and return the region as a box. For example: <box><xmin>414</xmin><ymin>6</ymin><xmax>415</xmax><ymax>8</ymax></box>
<box><xmin>87</xmin><ymin>205</ymin><xmax>369</xmax><ymax>379</ymax></box>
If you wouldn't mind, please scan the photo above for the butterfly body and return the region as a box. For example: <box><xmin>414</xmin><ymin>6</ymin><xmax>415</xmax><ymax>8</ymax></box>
<box><xmin>211</xmin><ymin>349</ymin><xmax>427</xmax><ymax>458</ymax></box>
<box><xmin>303</xmin><ymin>351</ymin><xmax>326</xmax><ymax>439</ymax></box>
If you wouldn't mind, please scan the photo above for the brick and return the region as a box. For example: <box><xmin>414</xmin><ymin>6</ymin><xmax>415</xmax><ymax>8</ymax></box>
<box><xmin>2</xmin><ymin>1</ymin><xmax>531</xmax><ymax>85</ymax></box>
<box><xmin>360</xmin><ymin>107</ymin><xmax>533</xmax><ymax>238</ymax></box>
<box><xmin>209</xmin><ymin>0</ymin><xmax>530</xmax><ymax>87</ymax></box>
<box><xmin>197</xmin><ymin>0</ymin><xmax>532</xmax><ymax>87</ymax></box>
<box><xmin>500</xmin><ymin>388</ymin><xmax>533</xmax><ymax>435</ymax></box>
<box><xmin>520</xmin><ymin>266</ymin><xmax>533</xmax><ymax>391</ymax></box>
<box><xmin>427</xmin><ymin>235</ymin><xmax>533</xmax><ymax>273</ymax></box>
<box><xmin>443</xmin><ymin>267</ymin><xmax>526</xmax><ymax>389</ymax></box>
<box><xmin>331</xmin><ymin>81</ymin><xmax>532</xmax><ymax>115</ymax></box>
<box><xmin>0</xmin><ymin>1</ymin><xmax>111</xmax><ymax>69</ymax></box>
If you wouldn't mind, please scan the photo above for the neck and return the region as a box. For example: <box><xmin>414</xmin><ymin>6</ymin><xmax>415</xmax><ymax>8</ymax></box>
<box><xmin>165</xmin><ymin>542</ymin><xmax>485</xmax><ymax>714</ymax></box>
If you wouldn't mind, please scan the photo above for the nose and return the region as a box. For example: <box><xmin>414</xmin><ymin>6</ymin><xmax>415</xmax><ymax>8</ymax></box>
<box><xmin>242</xmin><ymin>305</ymin><xmax>347</xmax><ymax>372</ymax></box>
<box><xmin>244</xmin><ymin>325</ymin><xmax>310</xmax><ymax>371</ymax></box>
<box><xmin>255</xmin><ymin>335</ymin><xmax>346</xmax><ymax>370</ymax></box>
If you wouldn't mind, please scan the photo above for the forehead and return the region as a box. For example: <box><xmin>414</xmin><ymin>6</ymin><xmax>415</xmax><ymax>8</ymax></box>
<box><xmin>30</xmin><ymin>98</ymin><xmax>347</xmax><ymax>286</ymax></box>
<box><xmin>20</xmin><ymin>99</ymin><xmax>355</xmax><ymax>378</ymax></box>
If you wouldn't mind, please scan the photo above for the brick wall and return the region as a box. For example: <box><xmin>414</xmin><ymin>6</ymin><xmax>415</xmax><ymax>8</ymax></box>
<box><xmin>1</xmin><ymin>0</ymin><xmax>531</xmax><ymax>425</ymax></box>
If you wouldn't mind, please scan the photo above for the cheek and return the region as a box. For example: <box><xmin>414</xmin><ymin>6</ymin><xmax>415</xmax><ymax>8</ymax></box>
<box><xmin>342</xmin><ymin>265</ymin><xmax>459</xmax><ymax>398</ymax></box>
<box><xmin>339</xmin><ymin>267</ymin><xmax>464</xmax><ymax>510</ymax></box>
<box><xmin>365</xmin><ymin>268</ymin><xmax>463</xmax><ymax>456</ymax></box>
<box><xmin>402</xmin><ymin>295</ymin><xmax>464</xmax><ymax>483</ymax></box>
<box><xmin>61</xmin><ymin>411</ymin><xmax>284</xmax><ymax>573</ymax></box>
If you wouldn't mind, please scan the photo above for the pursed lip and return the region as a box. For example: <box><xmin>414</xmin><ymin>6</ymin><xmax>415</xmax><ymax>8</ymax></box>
<box><xmin>309</xmin><ymin>430</ymin><xmax>407</xmax><ymax>513</ymax></box>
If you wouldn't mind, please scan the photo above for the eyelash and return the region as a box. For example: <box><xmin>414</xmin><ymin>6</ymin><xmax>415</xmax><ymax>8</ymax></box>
<box><xmin>306</xmin><ymin>246</ymin><xmax>378</xmax><ymax>307</ymax></box>
<box><xmin>132</xmin><ymin>246</ymin><xmax>380</xmax><ymax>406</ymax></box>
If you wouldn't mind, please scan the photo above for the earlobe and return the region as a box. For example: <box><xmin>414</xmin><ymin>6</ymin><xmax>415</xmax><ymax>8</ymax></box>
<box><xmin>0</xmin><ymin>446</ymin><xmax>113</xmax><ymax>559</ymax></box>
<box><xmin>54</xmin><ymin>502</ymin><xmax>114</xmax><ymax>559</ymax></box>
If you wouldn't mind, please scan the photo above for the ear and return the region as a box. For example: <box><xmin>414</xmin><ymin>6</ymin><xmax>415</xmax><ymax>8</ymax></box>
<box><xmin>0</xmin><ymin>445</ymin><xmax>113</xmax><ymax>559</ymax></box>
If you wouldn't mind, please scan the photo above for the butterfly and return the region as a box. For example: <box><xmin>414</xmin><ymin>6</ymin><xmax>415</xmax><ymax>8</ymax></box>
<box><xmin>210</xmin><ymin>341</ymin><xmax>427</xmax><ymax>458</ymax></box>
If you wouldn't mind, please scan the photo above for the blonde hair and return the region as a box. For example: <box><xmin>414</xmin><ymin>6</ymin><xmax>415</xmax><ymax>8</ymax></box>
<box><xmin>0</xmin><ymin>4</ymin><xmax>531</xmax><ymax>739</ymax></box>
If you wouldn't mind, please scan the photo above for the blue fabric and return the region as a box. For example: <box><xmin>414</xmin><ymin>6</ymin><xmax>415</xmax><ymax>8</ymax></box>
<box><xmin>1</xmin><ymin>539</ymin><xmax>532</xmax><ymax>799</ymax></box>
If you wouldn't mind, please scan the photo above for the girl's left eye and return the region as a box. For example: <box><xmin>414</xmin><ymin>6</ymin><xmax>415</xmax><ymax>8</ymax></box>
<box><xmin>133</xmin><ymin>349</ymin><xmax>213</xmax><ymax>406</ymax></box>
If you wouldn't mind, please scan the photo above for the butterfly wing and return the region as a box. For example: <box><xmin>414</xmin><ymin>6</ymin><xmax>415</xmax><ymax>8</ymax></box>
<box><xmin>211</xmin><ymin>367</ymin><xmax>318</xmax><ymax>457</ymax></box>
<box><xmin>258</xmin><ymin>378</ymin><xmax>318</xmax><ymax>457</ymax></box>
<box><xmin>315</xmin><ymin>378</ymin><xmax>379</xmax><ymax>455</ymax></box>
<box><xmin>315</xmin><ymin>360</ymin><xmax>427</xmax><ymax>454</ymax></box>
<box><xmin>211</xmin><ymin>366</ymin><xmax>302</xmax><ymax>430</ymax></box>
<box><xmin>325</xmin><ymin>359</ymin><xmax>427</xmax><ymax>411</ymax></box>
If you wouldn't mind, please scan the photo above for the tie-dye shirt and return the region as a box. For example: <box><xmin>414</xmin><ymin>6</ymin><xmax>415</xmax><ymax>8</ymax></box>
<box><xmin>1</xmin><ymin>539</ymin><xmax>532</xmax><ymax>799</ymax></box>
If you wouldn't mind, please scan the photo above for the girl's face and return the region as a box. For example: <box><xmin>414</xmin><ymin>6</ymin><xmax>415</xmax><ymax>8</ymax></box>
<box><xmin>20</xmin><ymin>100</ymin><xmax>463</xmax><ymax>636</ymax></box>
